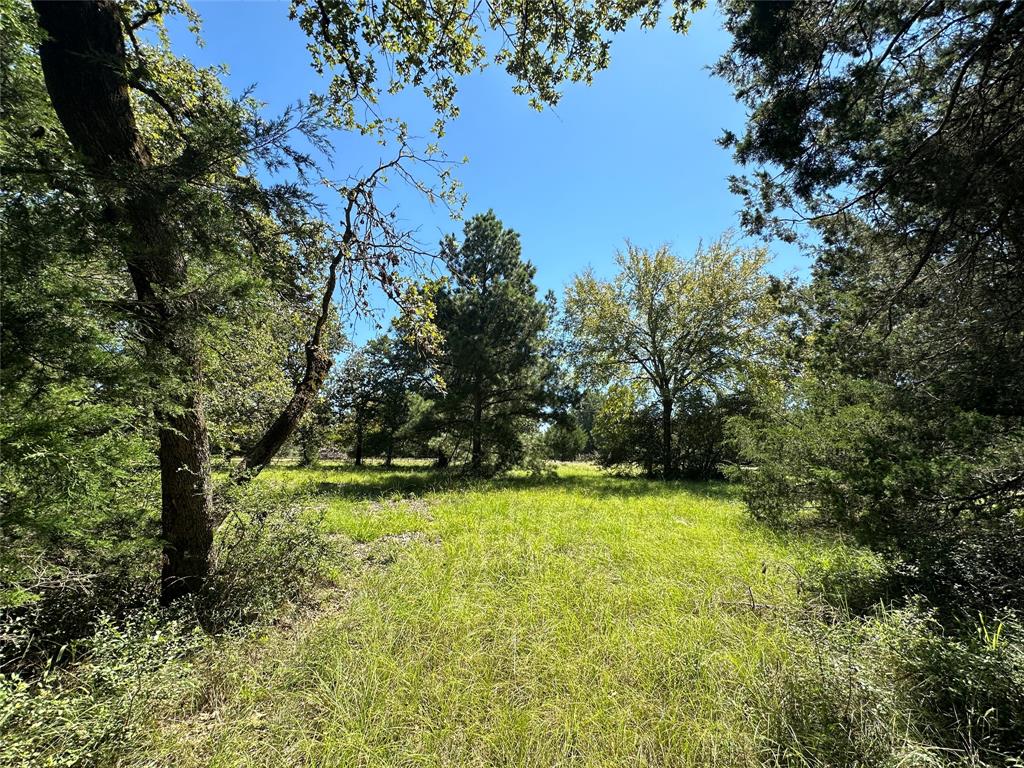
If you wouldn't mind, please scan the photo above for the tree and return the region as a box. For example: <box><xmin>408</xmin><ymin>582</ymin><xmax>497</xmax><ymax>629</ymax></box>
<box><xmin>717</xmin><ymin>0</ymin><xmax>1024</xmax><ymax>616</ymax></box>
<box><xmin>590</xmin><ymin>384</ymin><xmax>662</xmax><ymax>475</ymax></box>
<box><xmin>334</xmin><ymin>334</ymin><xmax>423</xmax><ymax>466</ymax></box>
<box><xmin>564</xmin><ymin>236</ymin><xmax>773</xmax><ymax>477</ymax></box>
<box><xmin>715</xmin><ymin>0</ymin><xmax>1023</xmax><ymax>308</ymax></box>
<box><xmin>542</xmin><ymin>422</ymin><xmax>589</xmax><ymax>461</ymax></box>
<box><xmin>422</xmin><ymin>212</ymin><xmax>557</xmax><ymax>473</ymax></box>
<box><xmin>364</xmin><ymin>337</ymin><xmax>424</xmax><ymax>466</ymax></box>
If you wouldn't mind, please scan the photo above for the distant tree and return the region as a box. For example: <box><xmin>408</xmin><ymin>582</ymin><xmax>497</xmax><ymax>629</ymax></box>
<box><xmin>333</xmin><ymin>334</ymin><xmax>425</xmax><ymax>466</ymax></box>
<box><xmin>673</xmin><ymin>390</ymin><xmax>753</xmax><ymax>480</ymax></box>
<box><xmin>542</xmin><ymin>422</ymin><xmax>589</xmax><ymax>461</ymax></box>
<box><xmin>423</xmin><ymin>212</ymin><xmax>557</xmax><ymax>473</ymax></box>
<box><xmin>365</xmin><ymin>336</ymin><xmax>425</xmax><ymax>466</ymax></box>
<box><xmin>564</xmin><ymin>236</ymin><xmax>773</xmax><ymax>477</ymax></box>
<box><xmin>590</xmin><ymin>384</ymin><xmax>662</xmax><ymax>475</ymax></box>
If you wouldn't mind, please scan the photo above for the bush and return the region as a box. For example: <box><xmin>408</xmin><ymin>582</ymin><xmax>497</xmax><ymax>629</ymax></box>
<box><xmin>541</xmin><ymin>421</ymin><xmax>588</xmax><ymax>461</ymax></box>
<box><xmin>0</xmin><ymin>484</ymin><xmax>335</xmax><ymax>767</ymax></box>
<box><xmin>753</xmin><ymin>604</ymin><xmax>1024</xmax><ymax>767</ymax></box>
<box><xmin>206</xmin><ymin>482</ymin><xmax>336</xmax><ymax>627</ymax></box>
<box><xmin>729</xmin><ymin>376</ymin><xmax>1024</xmax><ymax>617</ymax></box>
<box><xmin>0</xmin><ymin>610</ymin><xmax>206</xmax><ymax>768</ymax></box>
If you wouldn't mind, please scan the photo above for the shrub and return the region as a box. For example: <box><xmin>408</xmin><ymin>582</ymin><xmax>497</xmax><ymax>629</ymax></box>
<box><xmin>0</xmin><ymin>484</ymin><xmax>335</xmax><ymax>767</ymax></box>
<box><xmin>541</xmin><ymin>421</ymin><xmax>588</xmax><ymax>461</ymax></box>
<box><xmin>206</xmin><ymin>482</ymin><xmax>336</xmax><ymax>627</ymax></box>
<box><xmin>0</xmin><ymin>610</ymin><xmax>206</xmax><ymax>768</ymax></box>
<box><xmin>729</xmin><ymin>376</ymin><xmax>1024</xmax><ymax>617</ymax></box>
<box><xmin>752</xmin><ymin>603</ymin><xmax>1024</xmax><ymax>767</ymax></box>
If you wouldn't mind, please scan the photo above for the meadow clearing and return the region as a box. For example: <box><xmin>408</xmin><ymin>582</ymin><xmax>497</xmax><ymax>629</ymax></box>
<box><xmin>142</xmin><ymin>462</ymin><xmax>858</xmax><ymax>767</ymax></box>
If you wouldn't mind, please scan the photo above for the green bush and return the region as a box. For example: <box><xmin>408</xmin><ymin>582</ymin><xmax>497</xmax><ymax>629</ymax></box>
<box><xmin>753</xmin><ymin>604</ymin><xmax>1024</xmax><ymax>767</ymax></box>
<box><xmin>0</xmin><ymin>610</ymin><xmax>206</xmax><ymax>768</ymax></box>
<box><xmin>0</xmin><ymin>484</ymin><xmax>335</xmax><ymax>767</ymax></box>
<box><xmin>206</xmin><ymin>482</ymin><xmax>336</xmax><ymax>627</ymax></box>
<box><xmin>541</xmin><ymin>421</ymin><xmax>588</xmax><ymax>461</ymax></box>
<box><xmin>729</xmin><ymin>376</ymin><xmax>1024</xmax><ymax>617</ymax></box>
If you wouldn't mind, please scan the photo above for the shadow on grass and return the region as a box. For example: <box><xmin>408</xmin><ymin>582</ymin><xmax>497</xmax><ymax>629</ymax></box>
<box><xmin>272</xmin><ymin>461</ymin><xmax>742</xmax><ymax>504</ymax></box>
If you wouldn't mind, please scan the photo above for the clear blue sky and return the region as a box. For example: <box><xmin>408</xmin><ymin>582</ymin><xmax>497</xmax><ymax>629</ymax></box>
<box><xmin>169</xmin><ymin>2</ymin><xmax>806</xmax><ymax>339</ymax></box>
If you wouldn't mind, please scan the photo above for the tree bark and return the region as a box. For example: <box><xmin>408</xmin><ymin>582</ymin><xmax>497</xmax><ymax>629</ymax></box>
<box><xmin>471</xmin><ymin>390</ymin><xmax>484</xmax><ymax>472</ymax></box>
<box><xmin>33</xmin><ymin>0</ymin><xmax>215</xmax><ymax>604</ymax></box>
<box><xmin>159</xmin><ymin>399</ymin><xmax>215</xmax><ymax>603</ymax></box>
<box><xmin>661</xmin><ymin>394</ymin><xmax>674</xmax><ymax>479</ymax></box>
<box><xmin>353</xmin><ymin>421</ymin><xmax>364</xmax><ymax>467</ymax></box>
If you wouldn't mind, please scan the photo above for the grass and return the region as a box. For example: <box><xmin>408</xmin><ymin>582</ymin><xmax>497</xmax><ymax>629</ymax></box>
<box><xmin>144</xmin><ymin>462</ymin><xmax>857</xmax><ymax>767</ymax></box>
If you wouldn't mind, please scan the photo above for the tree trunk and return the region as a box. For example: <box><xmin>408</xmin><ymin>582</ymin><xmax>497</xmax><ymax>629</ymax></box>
<box><xmin>33</xmin><ymin>0</ymin><xmax>215</xmax><ymax>604</ymax></box>
<box><xmin>384</xmin><ymin>439</ymin><xmax>394</xmax><ymax>467</ymax></box>
<box><xmin>234</xmin><ymin>342</ymin><xmax>332</xmax><ymax>478</ymax></box>
<box><xmin>233</xmin><ymin>233</ymin><xmax>346</xmax><ymax>480</ymax></box>
<box><xmin>661</xmin><ymin>395</ymin><xmax>674</xmax><ymax>479</ymax></box>
<box><xmin>354</xmin><ymin>421</ymin><xmax>364</xmax><ymax>467</ymax></box>
<box><xmin>159</xmin><ymin>401</ymin><xmax>215</xmax><ymax>603</ymax></box>
<box><xmin>471</xmin><ymin>391</ymin><xmax>484</xmax><ymax>472</ymax></box>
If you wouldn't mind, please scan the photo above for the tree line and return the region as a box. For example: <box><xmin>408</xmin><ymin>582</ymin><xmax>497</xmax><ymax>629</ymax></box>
<box><xmin>318</xmin><ymin>229</ymin><xmax>777</xmax><ymax>484</ymax></box>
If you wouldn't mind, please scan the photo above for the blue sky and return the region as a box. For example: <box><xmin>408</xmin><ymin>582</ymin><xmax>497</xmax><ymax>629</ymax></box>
<box><xmin>169</xmin><ymin>2</ymin><xmax>807</xmax><ymax>339</ymax></box>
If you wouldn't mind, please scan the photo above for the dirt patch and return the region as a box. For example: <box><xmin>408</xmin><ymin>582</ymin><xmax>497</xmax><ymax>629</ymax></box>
<box><xmin>361</xmin><ymin>495</ymin><xmax>435</xmax><ymax>521</ymax></box>
<box><xmin>350</xmin><ymin>531</ymin><xmax>441</xmax><ymax>566</ymax></box>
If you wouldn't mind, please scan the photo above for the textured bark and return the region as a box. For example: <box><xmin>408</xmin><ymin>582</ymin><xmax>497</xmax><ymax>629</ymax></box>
<box><xmin>661</xmin><ymin>395</ymin><xmax>674</xmax><ymax>479</ymax></box>
<box><xmin>33</xmin><ymin>1</ymin><xmax>215</xmax><ymax>604</ymax></box>
<box><xmin>470</xmin><ymin>390</ymin><xmax>484</xmax><ymax>472</ymax></box>
<box><xmin>159</xmin><ymin>399</ymin><xmax>215</xmax><ymax>603</ymax></box>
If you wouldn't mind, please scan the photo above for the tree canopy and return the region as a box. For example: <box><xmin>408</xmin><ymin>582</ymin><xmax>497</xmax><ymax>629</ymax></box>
<box><xmin>564</xmin><ymin>236</ymin><xmax>772</xmax><ymax>476</ymax></box>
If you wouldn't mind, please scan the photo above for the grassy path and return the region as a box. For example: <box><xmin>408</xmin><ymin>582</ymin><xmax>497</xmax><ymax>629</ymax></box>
<box><xmin>153</xmin><ymin>463</ymin><xmax>845</xmax><ymax>767</ymax></box>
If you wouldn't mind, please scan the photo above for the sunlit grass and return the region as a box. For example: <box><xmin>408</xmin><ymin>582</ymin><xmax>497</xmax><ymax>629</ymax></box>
<box><xmin>149</xmin><ymin>462</ymin><xmax>854</xmax><ymax>767</ymax></box>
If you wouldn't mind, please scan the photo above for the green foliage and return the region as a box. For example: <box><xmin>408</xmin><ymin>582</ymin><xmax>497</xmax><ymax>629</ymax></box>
<box><xmin>205</xmin><ymin>482</ymin><xmax>336</xmax><ymax>625</ymax></box>
<box><xmin>718</xmin><ymin>2</ymin><xmax>1024</xmax><ymax>620</ymax></box>
<box><xmin>0</xmin><ymin>611</ymin><xmax>206</xmax><ymax>768</ymax></box>
<box><xmin>753</xmin><ymin>604</ymin><xmax>1024</xmax><ymax>768</ymax></box>
<box><xmin>541</xmin><ymin>422</ymin><xmax>588</xmax><ymax>461</ymax></box>
<box><xmin>673</xmin><ymin>390</ymin><xmax>752</xmax><ymax>481</ymax></box>
<box><xmin>716</xmin><ymin>0</ymin><xmax>1024</xmax><ymax>297</ymax></box>
<box><xmin>294</xmin><ymin>0</ymin><xmax>705</xmax><ymax>134</ymax></box>
<box><xmin>333</xmin><ymin>334</ymin><xmax>426</xmax><ymax>465</ymax></box>
<box><xmin>414</xmin><ymin>211</ymin><xmax>558</xmax><ymax>473</ymax></box>
<box><xmin>0</xmin><ymin>1</ymin><xmax>160</xmax><ymax>618</ymax></box>
<box><xmin>0</xmin><ymin>481</ymin><xmax>335</xmax><ymax>768</ymax></box>
<box><xmin>590</xmin><ymin>382</ymin><xmax>661</xmax><ymax>474</ymax></box>
<box><xmin>565</xmin><ymin>236</ymin><xmax>774</xmax><ymax>477</ymax></box>
<box><xmin>730</xmin><ymin>370</ymin><xmax>1024</xmax><ymax>615</ymax></box>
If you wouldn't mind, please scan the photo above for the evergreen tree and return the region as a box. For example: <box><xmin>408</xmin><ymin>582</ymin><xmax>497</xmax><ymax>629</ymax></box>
<box><xmin>426</xmin><ymin>212</ymin><xmax>556</xmax><ymax>473</ymax></box>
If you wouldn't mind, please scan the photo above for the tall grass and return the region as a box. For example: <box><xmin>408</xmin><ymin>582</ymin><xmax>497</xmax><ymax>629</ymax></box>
<box><xmin>5</xmin><ymin>463</ymin><xmax>1018</xmax><ymax>767</ymax></box>
<box><xmin>144</xmin><ymin>463</ymin><xmax>845</xmax><ymax>767</ymax></box>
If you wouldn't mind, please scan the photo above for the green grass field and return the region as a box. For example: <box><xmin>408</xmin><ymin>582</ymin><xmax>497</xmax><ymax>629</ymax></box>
<box><xmin>148</xmin><ymin>462</ymin><xmax>855</xmax><ymax>767</ymax></box>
